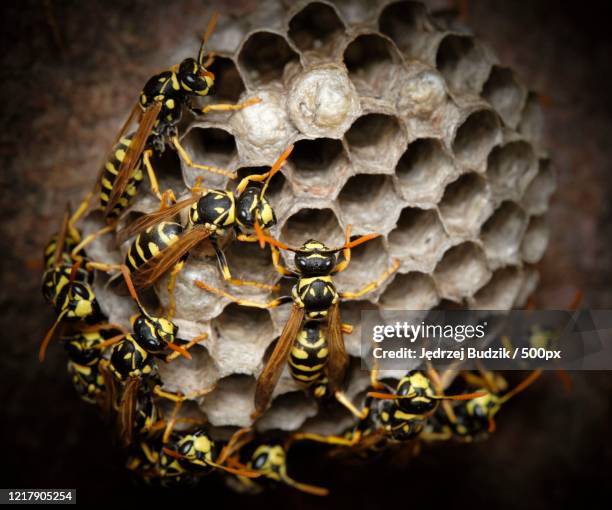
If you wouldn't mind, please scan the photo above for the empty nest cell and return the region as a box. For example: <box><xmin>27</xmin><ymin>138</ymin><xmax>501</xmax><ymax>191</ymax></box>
<box><xmin>487</xmin><ymin>141</ymin><xmax>537</xmax><ymax>200</ymax></box>
<box><xmin>343</xmin><ymin>33</ymin><xmax>399</xmax><ymax>97</ymax></box>
<box><xmin>200</xmin><ymin>374</ymin><xmax>257</xmax><ymax>427</ymax></box>
<box><xmin>396</xmin><ymin>138</ymin><xmax>455</xmax><ymax>204</ymax></box>
<box><xmin>436</xmin><ymin>34</ymin><xmax>491</xmax><ymax>95</ymax></box>
<box><xmin>200</xmin><ymin>56</ymin><xmax>245</xmax><ymax>104</ymax></box>
<box><xmin>521</xmin><ymin>214</ymin><xmax>549</xmax><ymax>264</ymax></box>
<box><xmin>470</xmin><ymin>266</ymin><xmax>523</xmax><ymax>310</ymax></box>
<box><xmin>522</xmin><ymin>159</ymin><xmax>556</xmax><ymax>215</ymax></box>
<box><xmin>288</xmin><ymin>137</ymin><xmax>349</xmax><ymax>196</ymax></box>
<box><xmin>337</xmin><ymin>173</ymin><xmax>399</xmax><ymax>232</ymax></box>
<box><xmin>480</xmin><ymin>201</ymin><xmax>527</xmax><ymax>267</ymax></box>
<box><xmin>344</xmin><ymin>113</ymin><xmax>406</xmax><ymax>172</ymax></box>
<box><xmin>280</xmin><ymin>207</ymin><xmax>343</xmax><ymax>249</ymax></box>
<box><xmin>481</xmin><ymin>66</ymin><xmax>527</xmax><ymax>129</ymax></box>
<box><xmin>452</xmin><ymin>109</ymin><xmax>501</xmax><ymax>171</ymax></box>
<box><xmin>238</xmin><ymin>31</ymin><xmax>300</xmax><ymax>87</ymax></box>
<box><xmin>433</xmin><ymin>242</ymin><xmax>491</xmax><ymax>301</ymax></box>
<box><xmin>288</xmin><ymin>2</ymin><xmax>345</xmax><ymax>52</ymax></box>
<box><xmin>518</xmin><ymin>92</ymin><xmax>544</xmax><ymax>148</ymax></box>
<box><xmin>378</xmin><ymin>1</ymin><xmax>435</xmax><ymax>61</ymax></box>
<box><xmin>388</xmin><ymin>207</ymin><xmax>449</xmax><ymax>268</ymax></box>
<box><xmin>379</xmin><ymin>271</ymin><xmax>440</xmax><ymax>310</ymax></box>
<box><xmin>439</xmin><ymin>172</ymin><xmax>492</xmax><ymax>236</ymax></box>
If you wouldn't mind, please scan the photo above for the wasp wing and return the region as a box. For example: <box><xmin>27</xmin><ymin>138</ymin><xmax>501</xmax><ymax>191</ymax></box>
<box><xmin>104</xmin><ymin>101</ymin><xmax>162</xmax><ymax>218</ymax></box>
<box><xmin>254</xmin><ymin>304</ymin><xmax>304</xmax><ymax>417</ymax></box>
<box><xmin>131</xmin><ymin>225</ymin><xmax>211</xmax><ymax>289</ymax></box>
<box><xmin>52</xmin><ymin>207</ymin><xmax>71</xmax><ymax>267</ymax></box>
<box><xmin>326</xmin><ymin>301</ymin><xmax>349</xmax><ymax>392</ymax></box>
<box><xmin>119</xmin><ymin>377</ymin><xmax>140</xmax><ymax>447</ymax></box>
<box><xmin>116</xmin><ymin>195</ymin><xmax>200</xmax><ymax>244</ymax></box>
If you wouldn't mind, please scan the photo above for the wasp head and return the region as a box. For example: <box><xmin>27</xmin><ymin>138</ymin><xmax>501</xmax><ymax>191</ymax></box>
<box><xmin>178</xmin><ymin>58</ymin><xmax>214</xmax><ymax>96</ymax></box>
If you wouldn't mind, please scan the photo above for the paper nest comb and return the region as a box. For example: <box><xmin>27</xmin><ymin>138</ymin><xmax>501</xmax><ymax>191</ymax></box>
<box><xmin>81</xmin><ymin>0</ymin><xmax>554</xmax><ymax>438</ymax></box>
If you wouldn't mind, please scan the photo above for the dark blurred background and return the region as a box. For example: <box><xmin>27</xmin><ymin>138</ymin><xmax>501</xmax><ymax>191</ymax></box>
<box><xmin>1</xmin><ymin>0</ymin><xmax>610</xmax><ymax>507</ymax></box>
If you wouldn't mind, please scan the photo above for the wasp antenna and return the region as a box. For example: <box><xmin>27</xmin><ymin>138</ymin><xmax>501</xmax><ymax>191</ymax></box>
<box><xmin>199</xmin><ymin>11</ymin><xmax>219</xmax><ymax>65</ymax></box>
<box><xmin>261</xmin><ymin>145</ymin><xmax>294</xmax><ymax>197</ymax></box>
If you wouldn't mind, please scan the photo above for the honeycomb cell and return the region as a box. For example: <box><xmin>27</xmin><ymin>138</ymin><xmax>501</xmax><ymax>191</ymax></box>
<box><xmin>288</xmin><ymin>2</ymin><xmax>345</xmax><ymax>52</ymax></box>
<box><xmin>434</xmin><ymin>242</ymin><xmax>492</xmax><ymax>301</ymax></box>
<box><xmin>452</xmin><ymin>109</ymin><xmax>501</xmax><ymax>172</ymax></box>
<box><xmin>388</xmin><ymin>207</ymin><xmax>450</xmax><ymax>271</ymax></box>
<box><xmin>280</xmin><ymin>207</ymin><xmax>343</xmax><ymax>249</ymax></box>
<box><xmin>222</xmin><ymin>241</ymin><xmax>280</xmax><ymax>297</ymax></box>
<box><xmin>395</xmin><ymin>66</ymin><xmax>448</xmax><ymax>120</ymax></box>
<box><xmin>482</xmin><ymin>66</ymin><xmax>527</xmax><ymax>129</ymax></box>
<box><xmin>379</xmin><ymin>271</ymin><xmax>440</xmax><ymax>310</ymax></box>
<box><xmin>199</xmin><ymin>56</ymin><xmax>245</xmax><ymax>105</ymax></box>
<box><xmin>521</xmin><ymin>215</ymin><xmax>549</xmax><ymax>264</ymax></box>
<box><xmin>200</xmin><ymin>374</ymin><xmax>257</xmax><ymax>427</ymax></box>
<box><xmin>180</xmin><ymin>126</ymin><xmax>237</xmax><ymax>189</ymax></box>
<box><xmin>257</xmin><ymin>391</ymin><xmax>319</xmax><ymax>433</ymax></box>
<box><xmin>339</xmin><ymin>299</ymin><xmax>380</xmax><ymax>357</ymax></box>
<box><xmin>514</xmin><ymin>265</ymin><xmax>539</xmax><ymax>307</ymax></box>
<box><xmin>378</xmin><ymin>1</ymin><xmax>437</xmax><ymax>62</ymax></box>
<box><xmin>344</xmin><ymin>113</ymin><xmax>407</xmax><ymax>173</ymax></box>
<box><xmin>211</xmin><ymin>303</ymin><xmax>275</xmax><ymax>377</ymax></box>
<box><xmin>343</xmin><ymin>33</ymin><xmax>401</xmax><ymax>97</ymax></box>
<box><xmin>337</xmin><ymin>173</ymin><xmax>401</xmax><ymax>233</ymax></box>
<box><xmin>439</xmin><ymin>172</ymin><xmax>492</xmax><ymax>236</ymax></box>
<box><xmin>487</xmin><ymin>141</ymin><xmax>538</xmax><ymax>201</ymax></box>
<box><xmin>481</xmin><ymin>201</ymin><xmax>527</xmax><ymax>268</ymax></box>
<box><xmin>518</xmin><ymin>92</ymin><xmax>544</xmax><ymax>148</ymax></box>
<box><xmin>396</xmin><ymin>138</ymin><xmax>457</xmax><ymax>205</ymax></box>
<box><xmin>436</xmin><ymin>35</ymin><xmax>491</xmax><ymax>95</ymax></box>
<box><xmin>470</xmin><ymin>266</ymin><xmax>523</xmax><ymax>310</ymax></box>
<box><xmin>158</xmin><ymin>343</ymin><xmax>219</xmax><ymax>398</ymax></box>
<box><xmin>522</xmin><ymin>159</ymin><xmax>555</xmax><ymax>215</ymax></box>
<box><xmin>286</xmin><ymin>137</ymin><xmax>350</xmax><ymax>197</ymax></box>
<box><xmin>238</xmin><ymin>31</ymin><xmax>300</xmax><ymax>87</ymax></box>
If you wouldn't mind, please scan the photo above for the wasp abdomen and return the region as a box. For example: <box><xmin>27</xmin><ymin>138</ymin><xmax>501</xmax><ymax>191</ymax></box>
<box><xmin>125</xmin><ymin>221</ymin><xmax>184</xmax><ymax>272</ymax></box>
<box><xmin>289</xmin><ymin>321</ymin><xmax>328</xmax><ymax>387</ymax></box>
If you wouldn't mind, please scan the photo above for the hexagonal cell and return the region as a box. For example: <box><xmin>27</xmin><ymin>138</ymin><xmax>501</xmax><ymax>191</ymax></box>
<box><xmin>222</xmin><ymin>241</ymin><xmax>280</xmax><ymax>297</ymax></box>
<box><xmin>396</xmin><ymin>138</ymin><xmax>456</xmax><ymax>205</ymax></box>
<box><xmin>334</xmin><ymin>236</ymin><xmax>395</xmax><ymax>302</ymax></box>
<box><xmin>378</xmin><ymin>1</ymin><xmax>436</xmax><ymax>61</ymax></box>
<box><xmin>337</xmin><ymin>173</ymin><xmax>400</xmax><ymax>233</ymax></box>
<box><xmin>287</xmin><ymin>137</ymin><xmax>350</xmax><ymax>197</ymax></box>
<box><xmin>379</xmin><ymin>271</ymin><xmax>440</xmax><ymax>310</ymax></box>
<box><xmin>394</xmin><ymin>66</ymin><xmax>449</xmax><ymax>120</ymax></box>
<box><xmin>521</xmin><ymin>215</ymin><xmax>549</xmax><ymax>264</ymax></box>
<box><xmin>439</xmin><ymin>172</ymin><xmax>492</xmax><ymax>236</ymax></box>
<box><xmin>158</xmin><ymin>344</ymin><xmax>219</xmax><ymax>397</ymax></box>
<box><xmin>433</xmin><ymin>242</ymin><xmax>492</xmax><ymax>301</ymax></box>
<box><xmin>344</xmin><ymin>113</ymin><xmax>406</xmax><ymax>172</ymax></box>
<box><xmin>470</xmin><ymin>266</ymin><xmax>523</xmax><ymax>310</ymax></box>
<box><xmin>280</xmin><ymin>207</ymin><xmax>343</xmax><ymax>249</ymax></box>
<box><xmin>388</xmin><ymin>207</ymin><xmax>449</xmax><ymax>269</ymax></box>
<box><xmin>482</xmin><ymin>66</ymin><xmax>527</xmax><ymax>129</ymax></box>
<box><xmin>238</xmin><ymin>31</ymin><xmax>300</xmax><ymax>87</ymax></box>
<box><xmin>522</xmin><ymin>159</ymin><xmax>556</xmax><ymax>215</ymax></box>
<box><xmin>436</xmin><ymin>35</ymin><xmax>491</xmax><ymax>95</ymax></box>
<box><xmin>487</xmin><ymin>141</ymin><xmax>538</xmax><ymax>201</ymax></box>
<box><xmin>481</xmin><ymin>201</ymin><xmax>527</xmax><ymax>268</ymax></box>
<box><xmin>256</xmin><ymin>391</ymin><xmax>318</xmax><ymax>433</ymax></box>
<box><xmin>180</xmin><ymin>127</ymin><xmax>237</xmax><ymax>189</ymax></box>
<box><xmin>339</xmin><ymin>299</ymin><xmax>380</xmax><ymax>357</ymax></box>
<box><xmin>197</xmin><ymin>56</ymin><xmax>245</xmax><ymax>105</ymax></box>
<box><xmin>200</xmin><ymin>374</ymin><xmax>256</xmax><ymax>427</ymax></box>
<box><xmin>211</xmin><ymin>303</ymin><xmax>275</xmax><ymax>377</ymax></box>
<box><xmin>518</xmin><ymin>92</ymin><xmax>544</xmax><ymax>148</ymax></box>
<box><xmin>514</xmin><ymin>265</ymin><xmax>539</xmax><ymax>307</ymax></box>
<box><xmin>343</xmin><ymin>33</ymin><xmax>400</xmax><ymax>97</ymax></box>
<box><xmin>288</xmin><ymin>2</ymin><xmax>345</xmax><ymax>52</ymax></box>
<box><xmin>149</xmin><ymin>145</ymin><xmax>183</xmax><ymax>190</ymax></box>
<box><xmin>452</xmin><ymin>109</ymin><xmax>501</xmax><ymax>172</ymax></box>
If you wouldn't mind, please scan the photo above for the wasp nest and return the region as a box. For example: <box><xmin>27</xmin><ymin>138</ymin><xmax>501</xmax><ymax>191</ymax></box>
<box><xmin>82</xmin><ymin>0</ymin><xmax>552</xmax><ymax>437</ymax></box>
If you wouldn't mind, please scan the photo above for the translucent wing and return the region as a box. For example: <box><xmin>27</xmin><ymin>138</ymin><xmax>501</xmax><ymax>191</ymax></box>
<box><xmin>131</xmin><ymin>225</ymin><xmax>211</xmax><ymax>289</ymax></box>
<box><xmin>104</xmin><ymin>101</ymin><xmax>162</xmax><ymax>218</ymax></box>
<box><xmin>253</xmin><ymin>304</ymin><xmax>305</xmax><ymax>417</ymax></box>
<box><xmin>119</xmin><ymin>377</ymin><xmax>140</xmax><ymax>447</ymax></box>
<box><xmin>326</xmin><ymin>301</ymin><xmax>349</xmax><ymax>392</ymax></box>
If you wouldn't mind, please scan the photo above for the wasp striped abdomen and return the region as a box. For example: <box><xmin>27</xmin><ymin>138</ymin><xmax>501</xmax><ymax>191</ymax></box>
<box><xmin>125</xmin><ymin>221</ymin><xmax>184</xmax><ymax>273</ymax></box>
<box><xmin>288</xmin><ymin>321</ymin><xmax>329</xmax><ymax>391</ymax></box>
<box><xmin>100</xmin><ymin>134</ymin><xmax>145</xmax><ymax>220</ymax></box>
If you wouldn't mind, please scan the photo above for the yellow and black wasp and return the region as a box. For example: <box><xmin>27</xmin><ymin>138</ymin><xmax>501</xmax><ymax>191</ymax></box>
<box><xmin>40</xmin><ymin>210</ymin><xmax>105</xmax><ymax>362</ymax></box>
<box><xmin>89</xmin><ymin>146</ymin><xmax>292</xmax><ymax>319</ymax></box>
<box><xmin>195</xmin><ymin>226</ymin><xmax>400</xmax><ymax>418</ymax></box>
<box><xmin>71</xmin><ymin>13</ymin><xmax>260</xmax><ymax>255</ymax></box>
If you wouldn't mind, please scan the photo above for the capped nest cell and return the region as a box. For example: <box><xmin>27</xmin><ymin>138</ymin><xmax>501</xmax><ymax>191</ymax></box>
<box><xmin>69</xmin><ymin>0</ymin><xmax>553</xmax><ymax>486</ymax></box>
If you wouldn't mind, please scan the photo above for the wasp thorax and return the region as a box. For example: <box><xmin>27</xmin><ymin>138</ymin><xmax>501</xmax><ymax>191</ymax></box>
<box><xmin>294</xmin><ymin>241</ymin><xmax>336</xmax><ymax>276</ymax></box>
<box><xmin>178</xmin><ymin>58</ymin><xmax>214</xmax><ymax>96</ymax></box>
<box><xmin>235</xmin><ymin>187</ymin><xmax>277</xmax><ymax>230</ymax></box>
<box><xmin>191</xmin><ymin>191</ymin><xmax>235</xmax><ymax>231</ymax></box>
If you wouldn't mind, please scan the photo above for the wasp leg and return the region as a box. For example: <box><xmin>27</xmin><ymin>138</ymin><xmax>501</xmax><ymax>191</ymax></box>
<box><xmin>235</xmin><ymin>169</ymin><xmax>271</xmax><ymax>195</ymax></box>
<box><xmin>335</xmin><ymin>391</ymin><xmax>368</xmax><ymax>420</ymax></box>
<box><xmin>194</xmin><ymin>279</ymin><xmax>291</xmax><ymax>310</ymax></box>
<box><xmin>339</xmin><ymin>258</ymin><xmax>400</xmax><ymax>300</ymax></box>
<box><xmin>332</xmin><ymin>225</ymin><xmax>354</xmax><ymax>274</ymax></box>
<box><xmin>166</xmin><ymin>261</ymin><xmax>185</xmax><ymax>321</ymax></box>
<box><xmin>236</xmin><ymin>233</ymin><xmax>259</xmax><ymax>243</ymax></box>
<box><xmin>202</xmin><ymin>52</ymin><xmax>215</xmax><ymax>68</ymax></box>
<box><xmin>341</xmin><ymin>323</ymin><xmax>353</xmax><ymax>335</ymax></box>
<box><xmin>85</xmin><ymin>261</ymin><xmax>122</xmax><ymax>273</ymax></box>
<box><xmin>142</xmin><ymin>149</ymin><xmax>162</xmax><ymax>200</ymax></box>
<box><xmin>71</xmin><ymin>224</ymin><xmax>116</xmax><ymax>258</ymax></box>
<box><xmin>192</xmin><ymin>97</ymin><xmax>261</xmax><ymax>116</ymax></box>
<box><xmin>291</xmin><ymin>431</ymin><xmax>361</xmax><ymax>447</ymax></box>
<box><xmin>270</xmin><ymin>245</ymin><xmax>298</xmax><ymax>278</ymax></box>
<box><xmin>212</xmin><ymin>240</ymin><xmax>279</xmax><ymax>292</ymax></box>
<box><xmin>68</xmin><ymin>191</ymin><xmax>95</xmax><ymax>241</ymax></box>
<box><xmin>171</xmin><ymin>136</ymin><xmax>237</xmax><ymax>179</ymax></box>
<box><xmin>165</xmin><ymin>333</ymin><xmax>208</xmax><ymax>362</ymax></box>
<box><xmin>426</xmin><ymin>362</ymin><xmax>458</xmax><ymax>425</ymax></box>
<box><xmin>369</xmin><ymin>357</ymin><xmax>386</xmax><ymax>390</ymax></box>
<box><xmin>420</xmin><ymin>429</ymin><xmax>454</xmax><ymax>442</ymax></box>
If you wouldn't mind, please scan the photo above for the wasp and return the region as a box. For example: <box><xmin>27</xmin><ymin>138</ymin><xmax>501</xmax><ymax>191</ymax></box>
<box><xmin>39</xmin><ymin>211</ymin><xmax>105</xmax><ymax>362</ymax></box>
<box><xmin>71</xmin><ymin>13</ymin><xmax>260</xmax><ymax>256</ymax></box>
<box><xmin>89</xmin><ymin>146</ymin><xmax>292</xmax><ymax>319</ymax></box>
<box><xmin>194</xmin><ymin>226</ymin><xmax>400</xmax><ymax>418</ymax></box>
